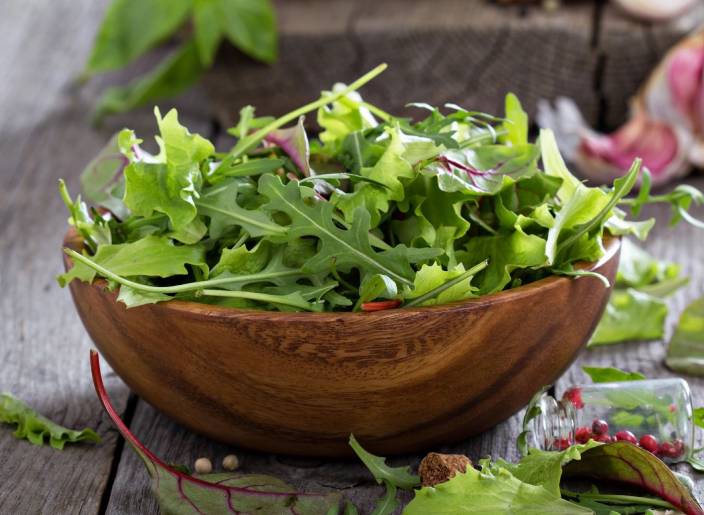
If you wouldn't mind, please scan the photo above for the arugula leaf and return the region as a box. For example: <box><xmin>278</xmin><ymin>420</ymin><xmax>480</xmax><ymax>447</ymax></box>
<box><xmin>197</xmin><ymin>179</ymin><xmax>287</xmax><ymax>239</ymax></box>
<box><xmin>582</xmin><ymin>366</ymin><xmax>646</xmax><ymax>383</ymax></box>
<box><xmin>210</xmin><ymin>158</ymin><xmax>285</xmax><ymax>180</ymax></box>
<box><xmin>405</xmin><ymin>465</ymin><xmax>591</xmax><ymax>514</ymax></box>
<box><xmin>84</xmin><ymin>0</ymin><xmax>192</xmax><ymax>75</ymax></box>
<box><xmin>348</xmin><ymin>435</ymin><xmax>420</xmax><ymax>490</ymax></box>
<box><xmin>665</xmin><ymin>297</ymin><xmax>704</xmax><ymax>376</ymax></box>
<box><xmin>0</xmin><ymin>393</ymin><xmax>100</xmax><ymax>450</ymax></box>
<box><xmin>258</xmin><ymin>174</ymin><xmax>438</xmax><ymax>286</ymax></box>
<box><xmin>370</xmin><ymin>481</ymin><xmax>399</xmax><ymax>515</ymax></box>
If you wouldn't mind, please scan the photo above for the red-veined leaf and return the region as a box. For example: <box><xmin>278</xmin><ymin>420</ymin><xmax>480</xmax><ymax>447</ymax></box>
<box><xmin>90</xmin><ymin>350</ymin><xmax>341</xmax><ymax>514</ymax></box>
<box><xmin>563</xmin><ymin>442</ymin><xmax>703</xmax><ymax>515</ymax></box>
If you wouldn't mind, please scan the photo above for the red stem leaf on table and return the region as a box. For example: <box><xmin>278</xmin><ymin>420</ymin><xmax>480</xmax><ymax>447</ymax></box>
<box><xmin>563</xmin><ymin>441</ymin><xmax>704</xmax><ymax>515</ymax></box>
<box><xmin>90</xmin><ymin>350</ymin><xmax>341</xmax><ymax>515</ymax></box>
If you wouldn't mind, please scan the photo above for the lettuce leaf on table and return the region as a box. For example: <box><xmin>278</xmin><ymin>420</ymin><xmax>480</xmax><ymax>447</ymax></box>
<box><xmin>666</xmin><ymin>297</ymin><xmax>704</xmax><ymax>376</ymax></box>
<box><xmin>590</xmin><ymin>239</ymin><xmax>687</xmax><ymax>347</ymax></box>
<box><xmin>0</xmin><ymin>393</ymin><xmax>100</xmax><ymax>450</ymax></box>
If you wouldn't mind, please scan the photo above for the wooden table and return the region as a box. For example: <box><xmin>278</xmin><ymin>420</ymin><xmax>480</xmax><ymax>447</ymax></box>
<box><xmin>1</xmin><ymin>1</ymin><xmax>703</xmax><ymax>513</ymax></box>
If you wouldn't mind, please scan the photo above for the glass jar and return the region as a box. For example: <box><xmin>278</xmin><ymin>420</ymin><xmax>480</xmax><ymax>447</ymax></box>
<box><xmin>530</xmin><ymin>378</ymin><xmax>694</xmax><ymax>462</ymax></box>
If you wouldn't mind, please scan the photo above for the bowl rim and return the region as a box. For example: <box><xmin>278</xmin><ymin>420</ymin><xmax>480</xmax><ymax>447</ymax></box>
<box><xmin>62</xmin><ymin>228</ymin><xmax>620</xmax><ymax>320</ymax></box>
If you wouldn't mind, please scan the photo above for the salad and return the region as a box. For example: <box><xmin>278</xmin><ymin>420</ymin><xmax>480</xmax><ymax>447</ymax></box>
<box><xmin>59</xmin><ymin>64</ymin><xmax>704</xmax><ymax>312</ymax></box>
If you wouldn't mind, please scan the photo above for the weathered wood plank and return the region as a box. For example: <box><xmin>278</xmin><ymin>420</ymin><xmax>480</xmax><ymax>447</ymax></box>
<box><xmin>0</xmin><ymin>2</ymin><xmax>127</xmax><ymax>514</ymax></box>
<box><xmin>205</xmin><ymin>0</ymin><xmax>600</xmax><ymax>128</ymax></box>
<box><xmin>0</xmin><ymin>1</ymin><xmax>213</xmax><ymax>513</ymax></box>
<box><xmin>105</xmin><ymin>397</ymin><xmax>523</xmax><ymax>513</ymax></box>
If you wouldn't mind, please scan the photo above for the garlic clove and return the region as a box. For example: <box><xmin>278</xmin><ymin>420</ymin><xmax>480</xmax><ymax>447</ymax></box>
<box><xmin>613</xmin><ymin>0</ymin><xmax>698</xmax><ymax>22</ymax></box>
<box><xmin>575</xmin><ymin>114</ymin><xmax>691</xmax><ymax>186</ymax></box>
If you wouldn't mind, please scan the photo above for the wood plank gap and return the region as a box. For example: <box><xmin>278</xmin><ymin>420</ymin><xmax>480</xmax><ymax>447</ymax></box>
<box><xmin>98</xmin><ymin>392</ymin><xmax>140</xmax><ymax>515</ymax></box>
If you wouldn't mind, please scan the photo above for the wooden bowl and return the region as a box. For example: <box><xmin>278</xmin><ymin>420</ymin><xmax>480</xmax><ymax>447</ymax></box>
<box><xmin>63</xmin><ymin>229</ymin><xmax>620</xmax><ymax>457</ymax></box>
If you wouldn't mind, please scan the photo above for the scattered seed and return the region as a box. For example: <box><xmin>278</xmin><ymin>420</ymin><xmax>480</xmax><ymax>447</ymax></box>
<box><xmin>223</xmin><ymin>454</ymin><xmax>240</xmax><ymax>471</ymax></box>
<box><xmin>195</xmin><ymin>457</ymin><xmax>213</xmax><ymax>474</ymax></box>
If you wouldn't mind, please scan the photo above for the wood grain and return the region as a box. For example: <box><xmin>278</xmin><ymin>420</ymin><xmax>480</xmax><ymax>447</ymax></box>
<box><xmin>63</xmin><ymin>231</ymin><xmax>619</xmax><ymax>456</ymax></box>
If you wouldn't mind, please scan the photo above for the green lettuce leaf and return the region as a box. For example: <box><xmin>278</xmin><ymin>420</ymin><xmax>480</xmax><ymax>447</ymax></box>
<box><xmin>402</xmin><ymin>263</ymin><xmax>477</xmax><ymax>306</ymax></box>
<box><xmin>0</xmin><ymin>393</ymin><xmax>100</xmax><ymax>450</ymax></box>
<box><xmin>589</xmin><ymin>289</ymin><xmax>668</xmax><ymax>346</ymax></box>
<box><xmin>495</xmin><ymin>441</ymin><xmax>602</xmax><ymax>496</ymax></box>
<box><xmin>211</xmin><ymin>241</ymin><xmax>270</xmax><ymax>277</ymax></box>
<box><xmin>317</xmin><ymin>87</ymin><xmax>378</xmax><ymax>155</ymax></box>
<box><xmin>332</xmin><ymin>126</ymin><xmax>416</xmax><ymax>228</ymax></box>
<box><xmin>124</xmin><ymin>108</ymin><xmax>214</xmax><ymax>230</ymax></box>
<box><xmin>616</xmin><ymin>238</ymin><xmax>680</xmax><ymax>288</ymax></box>
<box><xmin>462</xmin><ymin>227</ymin><xmax>547</xmax><ymax>295</ymax></box>
<box><xmin>582</xmin><ymin>366</ymin><xmax>646</xmax><ymax>383</ymax></box>
<box><xmin>405</xmin><ymin>466</ymin><xmax>591</xmax><ymax>515</ymax></box>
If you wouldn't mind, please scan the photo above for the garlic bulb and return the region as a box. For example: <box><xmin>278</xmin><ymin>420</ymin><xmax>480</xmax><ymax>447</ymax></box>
<box><xmin>613</xmin><ymin>0</ymin><xmax>698</xmax><ymax>22</ymax></box>
<box><xmin>538</xmin><ymin>29</ymin><xmax>704</xmax><ymax>187</ymax></box>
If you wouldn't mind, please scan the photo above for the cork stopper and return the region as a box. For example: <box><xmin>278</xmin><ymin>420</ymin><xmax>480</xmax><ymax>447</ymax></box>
<box><xmin>418</xmin><ymin>452</ymin><xmax>472</xmax><ymax>487</ymax></box>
